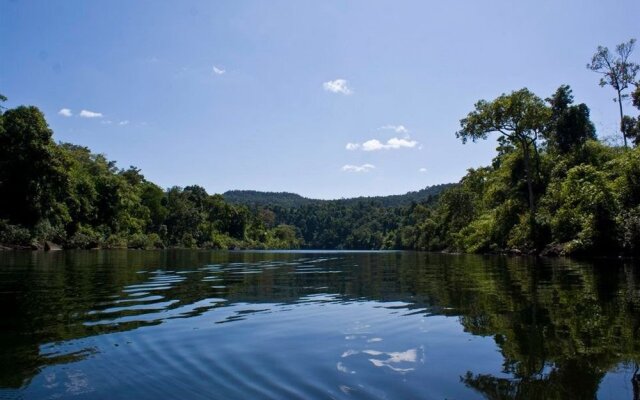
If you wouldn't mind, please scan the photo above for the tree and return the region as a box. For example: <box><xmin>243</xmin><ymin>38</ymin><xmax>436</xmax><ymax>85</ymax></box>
<box><xmin>545</xmin><ymin>85</ymin><xmax>596</xmax><ymax>153</ymax></box>
<box><xmin>0</xmin><ymin>106</ymin><xmax>66</xmax><ymax>226</ymax></box>
<box><xmin>456</xmin><ymin>89</ymin><xmax>550</xmax><ymax>221</ymax></box>
<box><xmin>0</xmin><ymin>93</ymin><xmax>7</xmax><ymax>114</ymax></box>
<box><xmin>587</xmin><ymin>38</ymin><xmax>639</xmax><ymax>148</ymax></box>
<box><xmin>621</xmin><ymin>85</ymin><xmax>640</xmax><ymax>146</ymax></box>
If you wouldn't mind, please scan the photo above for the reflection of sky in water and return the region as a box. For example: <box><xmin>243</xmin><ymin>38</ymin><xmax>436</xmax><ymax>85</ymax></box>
<box><xmin>26</xmin><ymin>295</ymin><xmax>503</xmax><ymax>399</ymax></box>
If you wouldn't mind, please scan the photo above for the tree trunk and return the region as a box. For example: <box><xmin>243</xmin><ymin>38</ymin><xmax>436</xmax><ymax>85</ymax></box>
<box><xmin>618</xmin><ymin>90</ymin><xmax>628</xmax><ymax>148</ymax></box>
<box><xmin>521</xmin><ymin>140</ymin><xmax>537</xmax><ymax>248</ymax></box>
<box><xmin>522</xmin><ymin>141</ymin><xmax>536</xmax><ymax>216</ymax></box>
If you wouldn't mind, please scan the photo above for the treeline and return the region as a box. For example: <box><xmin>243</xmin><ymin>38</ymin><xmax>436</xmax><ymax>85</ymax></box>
<box><xmin>1</xmin><ymin>40</ymin><xmax>639</xmax><ymax>256</ymax></box>
<box><xmin>224</xmin><ymin>185</ymin><xmax>450</xmax><ymax>249</ymax></box>
<box><xmin>1</xmin><ymin>83</ymin><xmax>639</xmax><ymax>255</ymax></box>
<box><xmin>0</xmin><ymin>95</ymin><xmax>445</xmax><ymax>251</ymax></box>
<box><xmin>0</xmin><ymin>100</ymin><xmax>303</xmax><ymax>250</ymax></box>
<box><xmin>391</xmin><ymin>83</ymin><xmax>640</xmax><ymax>256</ymax></box>
<box><xmin>223</xmin><ymin>184</ymin><xmax>453</xmax><ymax>208</ymax></box>
<box><xmin>386</xmin><ymin>39</ymin><xmax>640</xmax><ymax>257</ymax></box>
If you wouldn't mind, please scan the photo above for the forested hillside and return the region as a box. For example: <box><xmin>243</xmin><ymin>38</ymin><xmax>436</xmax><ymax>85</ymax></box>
<box><xmin>222</xmin><ymin>191</ymin><xmax>314</xmax><ymax>208</ymax></box>
<box><xmin>223</xmin><ymin>184</ymin><xmax>453</xmax><ymax>208</ymax></box>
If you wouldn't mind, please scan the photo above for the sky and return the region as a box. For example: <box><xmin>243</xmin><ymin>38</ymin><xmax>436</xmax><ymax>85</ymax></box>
<box><xmin>1</xmin><ymin>1</ymin><xmax>639</xmax><ymax>199</ymax></box>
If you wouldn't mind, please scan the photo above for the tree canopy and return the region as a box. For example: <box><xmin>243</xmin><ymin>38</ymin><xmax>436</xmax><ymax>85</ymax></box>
<box><xmin>457</xmin><ymin>88</ymin><xmax>551</xmax><ymax>224</ymax></box>
<box><xmin>587</xmin><ymin>38</ymin><xmax>639</xmax><ymax>147</ymax></box>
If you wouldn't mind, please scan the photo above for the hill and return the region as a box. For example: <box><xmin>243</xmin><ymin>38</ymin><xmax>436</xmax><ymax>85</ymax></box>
<box><xmin>223</xmin><ymin>184</ymin><xmax>455</xmax><ymax>208</ymax></box>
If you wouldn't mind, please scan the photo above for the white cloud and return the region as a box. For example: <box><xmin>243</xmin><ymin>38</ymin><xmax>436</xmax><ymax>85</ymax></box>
<box><xmin>119</xmin><ymin>120</ymin><xmax>129</xmax><ymax>126</ymax></box>
<box><xmin>212</xmin><ymin>65</ymin><xmax>225</xmax><ymax>75</ymax></box>
<box><xmin>342</xmin><ymin>164</ymin><xmax>375</xmax><ymax>173</ymax></box>
<box><xmin>79</xmin><ymin>110</ymin><xmax>103</xmax><ymax>118</ymax></box>
<box><xmin>345</xmin><ymin>143</ymin><xmax>360</xmax><ymax>151</ymax></box>
<box><xmin>323</xmin><ymin>79</ymin><xmax>352</xmax><ymax>95</ymax></box>
<box><xmin>380</xmin><ymin>124</ymin><xmax>409</xmax><ymax>134</ymax></box>
<box><xmin>58</xmin><ymin>108</ymin><xmax>72</xmax><ymax>117</ymax></box>
<box><xmin>354</xmin><ymin>137</ymin><xmax>418</xmax><ymax>151</ymax></box>
<box><xmin>362</xmin><ymin>139</ymin><xmax>385</xmax><ymax>151</ymax></box>
<box><xmin>419</xmin><ymin>168</ymin><xmax>427</xmax><ymax>173</ymax></box>
<box><xmin>100</xmin><ymin>120</ymin><xmax>113</xmax><ymax>125</ymax></box>
<box><xmin>385</xmin><ymin>137</ymin><xmax>418</xmax><ymax>149</ymax></box>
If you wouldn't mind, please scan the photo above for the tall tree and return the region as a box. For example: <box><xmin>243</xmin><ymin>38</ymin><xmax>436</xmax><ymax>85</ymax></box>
<box><xmin>545</xmin><ymin>85</ymin><xmax>596</xmax><ymax>153</ymax></box>
<box><xmin>621</xmin><ymin>84</ymin><xmax>640</xmax><ymax>146</ymax></box>
<box><xmin>0</xmin><ymin>106</ymin><xmax>66</xmax><ymax>226</ymax></box>
<box><xmin>587</xmin><ymin>38</ymin><xmax>639</xmax><ymax>148</ymax></box>
<box><xmin>456</xmin><ymin>89</ymin><xmax>550</xmax><ymax>220</ymax></box>
<box><xmin>0</xmin><ymin>93</ymin><xmax>7</xmax><ymax>113</ymax></box>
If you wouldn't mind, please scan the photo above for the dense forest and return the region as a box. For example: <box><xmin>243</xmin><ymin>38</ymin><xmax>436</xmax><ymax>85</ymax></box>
<box><xmin>1</xmin><ymin>40</ymin><xmax>639</xmax><ymax>256</ymax></box>
<box><xmin>223</xmin><ymin>185</ymin><xmax>453</xmax><ymax>208</ymax></box>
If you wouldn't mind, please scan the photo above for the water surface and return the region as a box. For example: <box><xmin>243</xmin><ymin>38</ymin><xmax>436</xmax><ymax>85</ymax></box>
<box><xmin>1</xmin><ymin>250</ymin><xmax>639</xmax><ymax>399</ymax></box>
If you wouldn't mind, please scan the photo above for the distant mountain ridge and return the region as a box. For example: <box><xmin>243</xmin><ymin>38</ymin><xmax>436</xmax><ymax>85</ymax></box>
<box><xmin>223</xmin><ymin>183</ymin><xmax>455</xmax><ymax>208</ymax></box>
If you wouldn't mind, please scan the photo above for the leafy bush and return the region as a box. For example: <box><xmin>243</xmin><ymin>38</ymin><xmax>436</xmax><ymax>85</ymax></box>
<box><xmin>457</xmin><ymin>213</ymin><xmax>495</xmax><ymax>253</ymax></box>
<box><xmin>147</xmin><ymin>233</ymin><xmax>164</xmax><ymax>249</ymax></box>
<box><xmin>0</xmin><ymin>220</ymin><xmax>32</xmax><ymax>246</ymax></box>
<box><xmin>181</xmin><ymin>233</ymin><xmax>197</xmax><ymax>248</ymax></box>
<box><xmin>549</xmin><ymin>165</ymin><xmax>618</xmax><ymax>254</ymax></box>
<box><xmin>618</xmin><ymin>206</ymin><xmax>640</xmax><ymax>256</ymax></box>
<box><xmin>125</xmin><ymin>233</ymin><xmax>164</xmax><ymax>249</ymax></box>
<box><xmin>32</xmin><ymin>220</ymin><xmax>66</xmax><ymax>243</ymax></box>
<box><xmin>67</xmin><ymin>226</ymin><xmax>102</xmax><ymax>249</ymax></box>
<box><xmin>104</xmin><ymin>234</ymin><xmax>127</xmax><ymax>249</ymax></box>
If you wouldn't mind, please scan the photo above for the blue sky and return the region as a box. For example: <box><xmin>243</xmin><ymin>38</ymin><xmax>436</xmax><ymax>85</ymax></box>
<box><xmin>1</xmin><ymin>1</ymin><xmax>638</xmax><ymax>199</ymax></box>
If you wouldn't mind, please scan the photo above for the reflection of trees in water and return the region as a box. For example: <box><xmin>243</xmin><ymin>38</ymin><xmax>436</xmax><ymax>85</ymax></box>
<box><xmin>1</xmin><ymin>250</ymin><xmax>640</xmax><ymax>397</ymax></box>
<box><xmin>435</xmin><ymin>257</ymin><xmax>640</xmax><ymax>400</ymax></box>
<box><xmin>461</xmin><ymin>358</ymin><xmax>604</xmax><ymax>400</ymax></box>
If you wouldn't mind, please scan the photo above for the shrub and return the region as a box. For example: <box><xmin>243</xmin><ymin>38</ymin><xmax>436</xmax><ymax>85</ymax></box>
<box><xmin>32</xmin><ymin>220</ymin><xmax>66</xmax><ymax>243</ymax></box>
<box><xmin>181</xmin><ymin>233</ymin><xmax>197</xmax><ymax>248</ymax></box>
<box><xmin>104</xmin><ymin>234</ymin><xmax>127</xmax><ymax>249</ymax></box>
<box><xmin>67</xmin><ymin>226</ymin><xmax>102</xmax><ymax>249</ymax></box>
<box><xmin>0</xmin><ymin>220</ymin><xmax>32</xmax><ymax>246</ymax></box>
<box><xmin>457</xmin><ymin>212</ymin><xmax>495</xmax><ymax>253</ymax></box>
<box><xmin>618</xmin><ymin>206</ymin><xmax>640</xmax><ymax>256</ymax></box>
<box><xmin>147</xmin><ymin>233</ymin><xmax>164</xmax><ymax>249</ymax></box>
<box><xmin>128</xmin><ymin>233</ymin><xmax>151</xmax><ymax>249</ymax></box>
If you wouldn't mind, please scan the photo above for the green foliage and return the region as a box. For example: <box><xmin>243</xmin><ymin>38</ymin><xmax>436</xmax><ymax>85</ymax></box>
<box><xmin>32</xmin><ymin>220</ymin><xmax>66</xmax><ymax>243</ymax></box>
<box><xmin>223</xmin><ymin>190</ymin><xmax>313</xmax><ymax>208</ymax></box>
<box><xmin>457</xmin><ymin>88</ymin><xmax>551</xmax><ymax>220</ymax></box>
<box><xmin>0</xmin><ymin>106</ymin><xmax>66</xmax><ymax>226</ymax></box>
<box><xmin>0</xmin><ymin>220</ymin><xmax>32</xmax><ymax>246</ymax></box>
<box><xmin>456</xmin><ymin>212</ymin><xmax>496</xmax><ymax>253</ymax></box>
<box><xmin>617</xmin><ymin>206</ymin><xmax>640</xmax><ymax>255</ymax></box>
<box><xmin>224</xmin><ymin>184</ymin><xmax>453</xmax><ymax>208</ymax></box>
<box><xmin>622</xmin><ymin>84</ymin><xmax>640</xmax><ymax>146</ymax></box>
<box><xmin>545</xmin><ymin>85</ymin><xmax>597</xmax><ymax>154</ymax></box>
<box><xmin>104</xmin><ymin>234</ymin><xmax>128</xmax><ymax>249</ymax></box>
<box><xmin>67</xmin><ymin>226</ymin><xmax>102</xmax><ymax>249</ymax></box>
<box><xmin>547</xmin><ymin>165</ymin><xmax>617</xmax><ymax>253</ymax></box>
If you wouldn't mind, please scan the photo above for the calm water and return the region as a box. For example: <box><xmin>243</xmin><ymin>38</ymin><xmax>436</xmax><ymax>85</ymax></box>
<box><xmin>1</xmin><ymin>251</ymin><xmax>640</xmax><ymax>399</ymax></box>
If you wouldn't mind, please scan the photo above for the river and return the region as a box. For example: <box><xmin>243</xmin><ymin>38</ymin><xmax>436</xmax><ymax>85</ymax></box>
<box><xmin>1</xmin><ymin>250</ymin><xmax>638</xmax><ymax>399</ymax></box>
